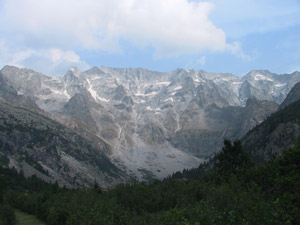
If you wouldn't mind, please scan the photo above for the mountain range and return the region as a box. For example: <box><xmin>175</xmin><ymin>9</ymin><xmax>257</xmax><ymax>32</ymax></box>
<box><xmin>0</xmin><ymin>65</ymin><xmax>299</xmax><ymax>186</ymax></box>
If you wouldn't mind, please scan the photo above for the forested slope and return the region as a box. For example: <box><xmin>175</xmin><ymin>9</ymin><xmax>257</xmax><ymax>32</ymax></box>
<box><xmin>1</xmin><ymin>137</ymin><xmax>300</xmax><ymax>225</ymax></box>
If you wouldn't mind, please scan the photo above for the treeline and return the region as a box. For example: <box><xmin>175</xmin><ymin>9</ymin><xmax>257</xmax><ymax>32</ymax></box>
<box><xmin>1</xmin><ymin>138</ymin><xmax>300</xmax><ymax>224</ymax></box>
<box><xmin>0</xmin><ymin>158</ymin><xmax>58</xmax><ymax>225</ymax></box>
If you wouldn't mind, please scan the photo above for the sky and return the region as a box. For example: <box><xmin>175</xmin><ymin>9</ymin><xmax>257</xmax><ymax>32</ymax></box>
<box><xmin>0</xmin><ymin>0</ymin><xmax>299</xmax><ymax>77</ymax></box>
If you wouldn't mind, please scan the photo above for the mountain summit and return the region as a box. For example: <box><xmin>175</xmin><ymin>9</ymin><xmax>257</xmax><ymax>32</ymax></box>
<box><xmin>0</xmin><ymin>65</ymin><xmax>299</xmax><ymax>183</ymax></box>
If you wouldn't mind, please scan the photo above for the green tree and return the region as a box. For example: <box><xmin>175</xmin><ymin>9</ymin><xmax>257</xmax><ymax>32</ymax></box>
<box><xmin>0</xmin><ymin>203</ymin><xmax>16</xmax><ymax>225</ymax></box>
<box><xmin>216</xmin><ymin>140</ymin><xmax>252</xmax><ymax>177</ymax></box>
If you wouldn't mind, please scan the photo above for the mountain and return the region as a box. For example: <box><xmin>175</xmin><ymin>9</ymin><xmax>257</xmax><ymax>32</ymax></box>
<box><xmin>240</xmin><ymin>70</ymin><xmax>300</xmax><ymax>104</ymax></box>
<box><xmin>0</xmin><ymin>71</ymin><xmax>41</xmax><ymax>112</ymax></box>
<box><xmin>242</xmin><ymin>98</ymin><xmax>300</xmax><ymax>162</ymax></box>
<box><xmin>0</xmin><ymin>100</ymin><xmax>128</xmax><ymax>188</ymax></box>
<box><xmin>1</xmin><ymin>65</ymin><xmax>299</xmax><ymax>181</ymax></box>
<box><xmin>279</xmin><ymin>82</ymin><xmax>300</xmax><ymax>110</ymax></box>
<box><xmin>173</xmin><ymin>82</ymin><xmax>300</xmax><ymax>179</ymax></box>
<box><xmin>171</xmin><ymin>98</ymin><xmax>278</xmax><ymax>158</ymax></box>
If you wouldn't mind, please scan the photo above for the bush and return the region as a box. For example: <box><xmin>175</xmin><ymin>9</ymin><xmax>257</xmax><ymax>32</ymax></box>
<box><xmin>0</xmin><ymin>203</ymin><xmax>16</xmax><ymax>225</ymax></box>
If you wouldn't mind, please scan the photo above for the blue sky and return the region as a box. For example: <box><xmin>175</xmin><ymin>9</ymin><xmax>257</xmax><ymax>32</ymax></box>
<box><xmin>0</xmin><ymin>0</ymin><xmax>299</xmax><ymax>76</ymax></box>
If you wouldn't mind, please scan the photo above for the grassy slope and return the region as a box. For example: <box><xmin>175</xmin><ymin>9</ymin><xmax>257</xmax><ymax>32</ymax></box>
<box><xmin>15</xmin><ymin>210</ymin><xmax>46</xmax><ymax>225</ymax></box>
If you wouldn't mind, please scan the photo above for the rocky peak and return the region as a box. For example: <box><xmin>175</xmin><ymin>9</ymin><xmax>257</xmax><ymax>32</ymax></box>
<box><xmin>244</xmin><ymin>70</ymin><xmax>273</xmax><ymax>79</ymax></box>
<box><xmin>0</xmin><ymin>72</ymin><xmax>41</xmax><ymax>112</ymax></box>
<box><xmin>63</xmin><ymin>67</ymin><xmax>81</xmax><ymax>82</ymax></box>
<box><xmin>83</xmin><ymin>66</ymin><xmax>104</xmax><ymax>76</ymax></box>
<box><xmin>0</xmin><ymin>65</ymin><xmax>47</xmax><ymax>93</ymax></box>
<box><xmin>63</xmin><ymin>90</ymin><xmax>99</xmax><ymax>131</ymax></box>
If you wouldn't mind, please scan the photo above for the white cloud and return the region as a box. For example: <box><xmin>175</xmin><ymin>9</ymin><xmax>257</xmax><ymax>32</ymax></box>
<box><xmin>225</xmin><ymin>42</ymin><xmax>252</xmax><ymax>61</ymax></box>
<box><xmin>185</xmin><ymin>56</ymin><xmax>206</xmax><ymax>69</ymax></box>
<box><xmin>0</xmin><ymin>0</ymin><xmax>228</xmax><ymax>57</ymax></box>
<box><xmin>0</xmin><ymin>40</ymin><xmax>89</xmax><ymax>76</ymax></box>
<box><xmin>49</xmin><ymin>49</ymin><xmax>80</xmax><ymax>63</ymax></box>
<box><xmin>197</xmin><ymin>56</ymin><xmax>206</xmax><ymax>66</ymax></box>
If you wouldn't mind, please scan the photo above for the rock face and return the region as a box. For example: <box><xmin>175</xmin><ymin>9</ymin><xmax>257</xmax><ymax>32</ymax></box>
<box><xmin>0</xmin><ymin>100</ymin><xmax>127</xmax><ymax>188</ymax></box>
<box><xmin>239</xmin><ymin>70</ymin><xmax>300</xmax><ymax>104</ymax></box>
<box><xmin>1</xmin><ymin>65</ymin><xmax>299</xmax><ymax>182</ymax></box>
<box><xmin>242</xmin><ymin>98</ymin><xmax>300</xmax><ymax>162</ymax></box>
<box><xmin>0</xmin><ymin>71</ymin><xmax>41</xmax><ymax>112</ymax></box>
<box><xmin>171</xmin><ymin>98</ymin><xmax>279</xmax><ymax>158</ymax></box>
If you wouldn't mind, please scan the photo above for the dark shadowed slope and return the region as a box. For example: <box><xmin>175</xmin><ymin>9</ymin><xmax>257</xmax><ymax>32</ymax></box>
<box><xmin>0</xmin><ymin>100</ymin><xmax>128</xmax><ymax>188</ymax></box>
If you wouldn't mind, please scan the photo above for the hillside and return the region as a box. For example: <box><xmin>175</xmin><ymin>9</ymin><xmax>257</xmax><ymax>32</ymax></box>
<box><xmin>242</xmin><ymin>99</ymin><xmax>300</xmax><ymax>161</ymax></box>
<box><xmin>279</xmin><ymin>82</ymin><xmax>300</xmax><ymax>109</ymax></box>
<box><xmin>0</xmin><ymin>100</ymin><xmax>127</xmax><ymax>187</ymax></box>
<box><xmin>1</xmin><ymin>136</ymin><xmax>299</xmax><ymax>225</ymax></box>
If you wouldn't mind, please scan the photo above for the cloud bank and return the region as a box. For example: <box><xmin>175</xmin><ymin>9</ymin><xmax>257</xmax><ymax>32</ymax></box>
<box><xmin>1</xmin><ymin>0</ymin><xmax>227</xmax><ymax>57</ymax></box>
<box><xmin>0</xmin><ymin>40</ymin><xmax>89</xmax><ymax>76</ymax></box>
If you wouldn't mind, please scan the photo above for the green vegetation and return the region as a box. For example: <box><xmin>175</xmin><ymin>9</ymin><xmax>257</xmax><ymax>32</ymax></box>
<box><xmin>15</xmin><ymin>210</ymin><xmax>46</xmax><ymax>225</ymax></box>
<box><xmin>242</xmin><ymin>99</ymin><xmax>300</xmax><ymax>161</ymax></box>
<box><xmin>0</xmin><ymin>203</ymin><xmax>16</xmax><ymax>225</ymax></box>
<box><xmin>0</xmin><ymin>137</ymin><xmax>299</xmax><ymax>224</ymax></box>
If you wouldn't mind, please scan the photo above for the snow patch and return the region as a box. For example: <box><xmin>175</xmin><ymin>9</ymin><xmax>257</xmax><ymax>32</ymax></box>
<box><xmin>275</xmin><ymin>83</ymin><xmax>286</xmax><ymax>88</ymax></box>
<box><xmin>63</xmin><ymin>89</ymin><xmax>71</xmax><ymax>99</ymax></box>
<box><xmin>136</xmin><ymin>91</ymin><xmax>158</xmax><ymax>97</ymax></box>
<box><xmin>146</xmin><ymin>106</ymin><xmax>160</xmax><ymax>111</ymax></box>
<box><xmin>173</xmin><ymin>86</ymin><xmax>182</xmax><ymax>91</ymax></box>
<box><xmin>86</xmin><ymin>79</ymin><xmax>99</xmax><ymax>101</ymax></box>
<box><xmin>213</xmin><ymin>77</ymin><xmax>231</xmax><ymax>83</ymax></box>
<box><xmin>232</xmin><ymin>81</ymin><xmax>242</xmax><ymax>85</ymax></box>
<box><xmin>48</xmin><ymin>88</ymin><xmax>69</xmax><ymax>99</ymax></box>
<box><xmin>155</xmin><ymin>81</ymin><xmax>171</xmax><ymax>86</ymax></box>
<box><xmin>88</xmin><ymin>87</ymin><xmax>98</xmax><ymax>100</ymax></box>
<box><xmin>70</xmin><ymin>67</ymin><xmax>77</xmax><ymax>72</ymax></box>
<box><xmin>164</xmin><ymin>98</ymin><xmax>174</xmax><ymax>102</ymax></box>
<box><xmin>194</xmin><ymin>78</ymin><xmax>203</xmax><ymax>83</ymax></box>
<box><xmin>98</xmin><ymin>97</ymin><xmax>110</xmax><ymax>102</ymax></box>
<box><xmin>254</xmin><ymin>74</ymin><xmax>273</xmax><ymax>82</ymax></box>
<box><xmin>17</xmin><ymin>90</ymin><xmax>25</xmax><ymax>95</ymax></box>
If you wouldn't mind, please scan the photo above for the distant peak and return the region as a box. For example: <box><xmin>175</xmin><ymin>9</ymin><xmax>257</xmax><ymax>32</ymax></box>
<box><xmin>65</xmin><ymin>66</ymin><xmax>81</xmax><ymax>77</ymax></box>
<box><xmin>248</xmin><ymin>70</ymin><xmax>272</xmax><ymax>75</ymax></box>
<box><xmin>0</xmin><ymin>65</ymin><xmax>48</xmax><ymax>78</ymax></box>
<box><xmin>1</xmin><ymin>65</ymin><xmax>22</xmax><ymax>72</ymax></box>
<box><xmin>69</xmin><ymin>66</ymin><xmax>80</xmax><ymax>73</ymax></box>
<box><xmin>83</xmin><ymin>66</ymin><xmax>104</xmax><ymax>75</ymax></box>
